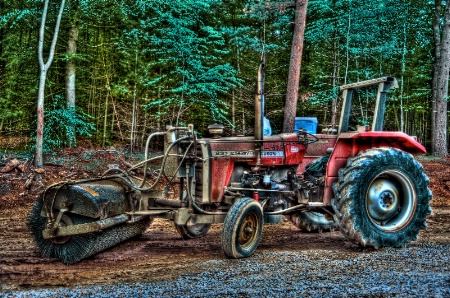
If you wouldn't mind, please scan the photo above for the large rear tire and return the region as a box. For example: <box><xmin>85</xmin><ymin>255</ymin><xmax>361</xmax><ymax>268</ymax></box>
<box><xmin>28</xmin><ymin>197</ymin><xmax>151</xmax><ymax>264</ymax></box>
<box><xmin>174</xmin><ymin>223</ymin><xmax>211</xmax><ymax>239</ymax></box>
<box><xmin>332</xmin><ymin>148</ymin><xmax>432</xmax><ymax>248</ymax></box>
<box><xmin>221</xmin><ymin>197</ymin><xmax>263</xmax><ymax>258</ymax></box>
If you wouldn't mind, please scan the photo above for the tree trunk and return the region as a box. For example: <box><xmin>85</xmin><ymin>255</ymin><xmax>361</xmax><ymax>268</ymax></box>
<box><xmin>283</xmin><ymin>0</ymin><xmax>308</xmax><ymax>133</ymax></box>
<box><xmin>0</xmin><ymin>1</ymin><xmax>4</xmax><ymax>86</ymax></box>
<box><xmin>400</xmin><ymin>15</ymin><xmax>408</xmax><ymax>132</ymax></box>
<box><xmin>0</xmin><ymin>1</ymin><xmax>4</xmax><ymax>130</ymax></box>
<box><xmin>103</xmin><ymin>94</ymin><xmax>108</xmax><ymax>147</ymax></box>
<box><xmin>330</xmin><ymin>41</ymin><xmax>338</xmax><ymax>127</ymax></box>
<box><xmin>131</xmin><ymin>51</ymin><xmax>138</xmax><ymax>153</ymax></box>
<box><xmin>432</xmin><ymin>0</ymin><xmax>450</xmax><ymax>157</ymax></box>
<box><xmin>66</xmin><ymin>24</ymin><xmax>79</xmax><ymax>147</ymax></box>
<box><xmin>35</xmin><ymin>0</ymin><xmax>66</xmax><ymax>168</ymax></box>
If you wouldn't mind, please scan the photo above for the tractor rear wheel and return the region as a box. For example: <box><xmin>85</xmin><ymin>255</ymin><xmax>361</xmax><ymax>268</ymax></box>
<box><xmin>291</xmin><ymin>211</ymin><xmax>336</xmax><ymax>233</ymax></box>
<box><xmin>174</xmin><ymin>223</ymin><xmax>211</xmax><ymax>239</ymax></box>
<box><xmin>332</xmin><ymin>148</ymin><xmax>431</xmax><ymax>248</ymax></box>
<box><xmin>221</xmin><ymin>197</ymin><xmax>263</xmax><ymax>258</ymax></box>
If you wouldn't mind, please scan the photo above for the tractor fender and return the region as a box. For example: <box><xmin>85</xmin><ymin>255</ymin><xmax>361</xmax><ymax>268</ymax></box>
<box><xmin>322</xmin><ymin>131</ymin><xmax>426</xmax><ymax>205</ymax></box>
<box><xmin>46</xmin><ymin>181</ymin><xmax>129</xmax><ymax>219</ymax></box>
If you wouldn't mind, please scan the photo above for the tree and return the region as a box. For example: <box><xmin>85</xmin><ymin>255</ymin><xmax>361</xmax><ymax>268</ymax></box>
<box><xmin>432</xmin><ymin>0</ymin><xmax>449</xmax><ymax>157</ymax></box>
<box><xmin>283</xmin><ymin>0</ymin><xmax>308</xmax><ymax>133</ymax></box>
<box><xmin>0</xmin><ymin>0</ymin><xmax>440</xmax><ymax>152</ymax></box>
<box><xmin>135</xmin><ymin>0</ymin><xmax>241</xmax><ymax>126</ymax></box>
<box><xmin>35</xmin><ymin>0</ymin><xmax>66</xmax><ymax>167</ymax></box>
<box><xmin>65</xmin><ymin>1</ymin><xmax>79</xmax><ymax>148</ymax></box>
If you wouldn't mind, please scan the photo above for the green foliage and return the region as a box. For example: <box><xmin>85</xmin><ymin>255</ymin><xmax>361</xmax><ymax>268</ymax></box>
<box><xmin>36</xmin><ymin>96</ymin><xmax>95</xmax><ymax>152</ymax></box>
<box><xmin>0</xmin><ymin>0</ymin><xmax>439</xmax><ymax>148</ymax></box>
<box><xmin>124</xmin><ymin>0</ymin><xmax>243</xmax><ymax>124</ymax></box>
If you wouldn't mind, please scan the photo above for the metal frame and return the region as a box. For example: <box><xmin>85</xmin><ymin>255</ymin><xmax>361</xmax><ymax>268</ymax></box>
<box><xmin>338</xmin><ymin>77</ymin><xmax>398</xmax><ymax>134</ymax></box>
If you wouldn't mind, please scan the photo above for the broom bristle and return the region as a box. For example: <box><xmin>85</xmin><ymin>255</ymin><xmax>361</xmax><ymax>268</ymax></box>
<box><xmin>27</xmin><ymin>197</ymin><xmax>150</xmax><ymax>264</ymax></box>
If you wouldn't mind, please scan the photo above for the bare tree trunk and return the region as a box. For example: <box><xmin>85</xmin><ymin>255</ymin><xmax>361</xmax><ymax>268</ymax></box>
<box><xmin>35</xmin><ymin>0</ymin><xmax>66</xmax><ymax>168</ymax></box>
<box><xmin>66</xmin><ymin>24</ymin><xmax>78</xmax><ymax>147</ymax></box>
<box><xmin>0</xmin><ymin>2</ymin><xmax>5</xmax><ymax>133</ymax></box>
<box><xmin>330</xmin><ymin>41</ymin><xmax>338</xmax><ymax>127</ymax></box>
<box><xmin>344</xmin><ymin>1</ymin><xmax>351</xmax><ymax>84</ymax></box>
<box><xmin>232</xmin><ymin>89</ymin><xmax>235</xmax><ymax>135</ymax></box>
<box><xmin>103</xmin><ymin>94</ymin><xmax>108</xmax><ymax>147</ymax></box>
<box><xmin>283</xmin><ymin>0</ymin><xmax>308</xmax><ymax>133</ymax></box>
<box><xmin>400</xmin><ymin>14</ymin><xmax>408</xmax><ymax>132</ymax></box>
<box><xmin>131</xmin><ymin>51</ymin><xmax>138</xmax><ymax>153</ymax></box>
<box><xmin>432</xmin><ymin>0</ymin><xmax>450</xmax><ymax>157</ymax></box>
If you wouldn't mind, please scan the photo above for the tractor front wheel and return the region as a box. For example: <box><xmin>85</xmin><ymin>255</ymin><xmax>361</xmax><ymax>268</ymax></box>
<box><xmin>221</xmin><ymin>197</ymin><xmax>263</xmax><ymax>258</ymax></box>
<box><xmin>332</xmin><ymin>148</ymin><xmax>432</xmax><ymax>248</ymax></box>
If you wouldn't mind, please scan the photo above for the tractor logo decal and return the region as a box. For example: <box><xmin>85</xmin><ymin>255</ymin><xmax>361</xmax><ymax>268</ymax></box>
<box><xmin>212</xmin><ymin>151</ymin><xmax>256</xmax><ymax>157</ymax></box>
<box><xmin>211</xmin><ymin>150</ymin><xmax>284</xmax><ymax>158</ymax></box>
<box><xmin>262</xmin><ymin>151</ymin><xmax>284</xmax><ymax>157</ymax></box>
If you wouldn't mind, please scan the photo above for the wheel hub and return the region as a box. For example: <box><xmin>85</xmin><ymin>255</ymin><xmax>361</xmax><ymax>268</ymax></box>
<box><xmin>238</xmin><ymin>214</ymin><xmax>258</xmax><ymax>247</ymax></box>
<box><xmin>367</xmin><ymin>179</ymin><xmax>399</xmax><ymax>222</ymax></box>
<box><xmin>244</xmin><ymin>225</ymin><xmax>253</xmax><ymax>237</ymax></box>
<box><xmin>365</xmin><ymin>170</ymin><xmax>416</xmax><ymax>232</ymax></box>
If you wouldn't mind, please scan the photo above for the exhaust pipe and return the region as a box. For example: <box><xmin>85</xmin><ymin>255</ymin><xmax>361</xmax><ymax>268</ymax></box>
<box><xmin>255</xmin><ymin>61</ymin><xmax>265</xmax><ymax>141</ymax></box>
<box><xmin>254</xmin><ymin>60</ymin><xmax>265</xmax><ymax>166</ymax></box>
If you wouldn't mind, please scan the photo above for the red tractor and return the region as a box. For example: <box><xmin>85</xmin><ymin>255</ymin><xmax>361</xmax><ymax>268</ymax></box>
<box><xmin>28</xmin><ymin>64</ymin><xmax>431</xmax><ymax>264</ymax></box>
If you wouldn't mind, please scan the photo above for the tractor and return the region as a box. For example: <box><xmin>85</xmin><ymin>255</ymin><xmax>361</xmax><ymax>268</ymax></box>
<box><xmin>28</xmin><ymin>63</ymin><xmax>431</xmax><ymax>264</ymax></box>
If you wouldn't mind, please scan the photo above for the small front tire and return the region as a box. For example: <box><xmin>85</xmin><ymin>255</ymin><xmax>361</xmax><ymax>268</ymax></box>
<box><xmin>221</xmin><ymin>197</ymin><xmax>263</xmax><ymax>258</ymax></box>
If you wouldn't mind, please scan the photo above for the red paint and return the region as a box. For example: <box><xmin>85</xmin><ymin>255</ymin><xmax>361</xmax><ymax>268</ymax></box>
<box><xmin>282</xmin><ymin>134</ymin><xmax>307</xmax><ymax>165</ymax></box>
<box><xmin>322</xmin><ymin>131</ymin><xmax>427</xmax><ymax>205</ymax></box>
<box><xmin>205</xmin><ymin>130</ymin><xmax>425</xmax><ymax>206</ymax></box>
<box><xmin>207</xmin><ymin>133</ymin><xmax>306</xmax><ymax>203</ymax></box>
<box><xmin>252</xmin><ymin>192</ymin><xmax>259</xmax><ymax>202</ymax></box>
<box><xmin>210</xmin><ymin>158</ymin><xmax>234</xmax><ymax>202</ymax></box>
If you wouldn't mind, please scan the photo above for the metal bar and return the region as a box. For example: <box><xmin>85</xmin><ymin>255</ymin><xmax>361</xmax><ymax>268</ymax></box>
<box><xmin>372</xmin><ymin>81</ymin><xmax>392</xmax><ymax>131</ymax></box>
<box><xmin>42</xmin><ymin>214</ymin><xmax>129</xmax><ymax>239</ymax></box>
<box><xmin>338</xmin><ymin>89</ymin><xmax>353</xmax><ymax>134</ymax></box>
<box><xmin>188</xmin><ymin>214</ymin><xmax>227</xmax><ymax>224</ymax></box>
<box><xmin>205</xmin><ymin>139</ymin><xmax>301</xmax><ymax>144</ymax></box>
<box><xmin>155</xmin><ymin>199</ymin><xmax>187</xmax><ymax>208</ymax></box>
<box><xmin>340</xmin><ymin>77</ymin><xmax>395</xmax><ymax>91</ymax></box>
<box><xmin>127</xmin><ymin>209</ymin><xmax>172</xmax><ymax>214</ymax></box>
<box><xmin>226</xmin><ymin>186</ymin><xmax>294</xmax><ymax>194</ymax></box>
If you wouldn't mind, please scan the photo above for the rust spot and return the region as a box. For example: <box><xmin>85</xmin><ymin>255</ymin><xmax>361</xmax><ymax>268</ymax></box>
<box><xmin>75</xmin><ymin>185</ymin><xmax>99</xmax><ymax>197</ymax></box>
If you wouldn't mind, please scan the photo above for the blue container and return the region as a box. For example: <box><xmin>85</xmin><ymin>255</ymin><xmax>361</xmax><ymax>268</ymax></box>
<box><xmin>294</xmin><ymin>117</ymin><xmax>318</xmax><ymax>134</ymax></box>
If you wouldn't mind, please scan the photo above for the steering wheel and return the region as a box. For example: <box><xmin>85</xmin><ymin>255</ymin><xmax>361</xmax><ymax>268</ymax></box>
<box><xmin>296</xmin><ymin>129</ymin><xmax>319</xmax><ymax>145</ymax></box>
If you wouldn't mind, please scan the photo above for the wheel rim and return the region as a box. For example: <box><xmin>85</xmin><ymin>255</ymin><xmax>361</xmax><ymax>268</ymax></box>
<box><xmin>365</xmin><ymin>170</ymin><xmax>416</xmax><ymax>232</ymax></box>
<box><xmin>238</xmin><ymin>212</ymin><xmax>259</xmax><ymax>249</ymax></box>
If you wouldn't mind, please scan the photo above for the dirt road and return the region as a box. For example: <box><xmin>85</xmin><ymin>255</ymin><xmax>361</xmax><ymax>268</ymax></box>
<box><xmin>0</xmin><ymin>155</ymin><xmax>449</xmax><ymax>293</ymax></box>
<box><xmin>1</xmin><ymin>204</ymin><xmax>450</xmax><ymax>292</ymax></box>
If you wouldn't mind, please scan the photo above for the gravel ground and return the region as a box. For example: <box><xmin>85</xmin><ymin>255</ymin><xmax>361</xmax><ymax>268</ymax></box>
<box><xmin>2</xmin><ymin>243</ymin><xmax>449</xmax><ymax>298</ymax></box>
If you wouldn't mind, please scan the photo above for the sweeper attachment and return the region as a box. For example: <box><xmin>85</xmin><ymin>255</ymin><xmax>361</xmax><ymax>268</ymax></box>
<box><xmin>28</xmin><ymin>65</ymin><xmax>431</xmax><ymax>264</ymax></box>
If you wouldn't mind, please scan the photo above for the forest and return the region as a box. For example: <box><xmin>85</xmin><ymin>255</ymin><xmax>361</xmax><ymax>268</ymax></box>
<box><xmin>0</xmin><ymin>0</ymin><xmax>448</xmax><ymax>160</ymax></box>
